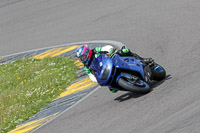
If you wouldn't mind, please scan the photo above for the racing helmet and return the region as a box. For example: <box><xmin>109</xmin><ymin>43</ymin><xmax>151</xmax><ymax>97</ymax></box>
<box><xmin>76</xmin><ymin>44</ymin><xmax>93</xmax><ymax>65</ymax></box>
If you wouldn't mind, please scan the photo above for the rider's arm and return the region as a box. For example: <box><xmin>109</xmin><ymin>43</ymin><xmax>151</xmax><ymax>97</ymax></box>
<box><xmin>84</xmin><ymin>67</ymin><xmax>97</xmax><ymax>83</ymax></box>
<box><xmin>95</xmin><ymin>45</ymin><xmax>115</xmax><ymax>55</ymax></box>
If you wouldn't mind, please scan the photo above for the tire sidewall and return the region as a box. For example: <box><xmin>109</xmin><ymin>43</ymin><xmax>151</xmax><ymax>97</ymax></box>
<box><xmin>118</xmin><ymin>77</ymin><xmax>151</xmax><ymax>94</ymax></box>
<box><xmin>151</xmin><ymin>64</ymin><xmax>166</xmax><ymax>81</ymax></box>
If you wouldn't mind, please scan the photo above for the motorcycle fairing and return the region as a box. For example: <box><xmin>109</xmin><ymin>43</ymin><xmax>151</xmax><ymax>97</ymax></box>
<box><xmin>90</xmin><ymin>54</ymin><xmax>113</xmax><ymax>86</ymax></box>
<box><xmin>112</xmin><ymin>54</ymin><xmax>145</xmax><ymax>79</ymax></box>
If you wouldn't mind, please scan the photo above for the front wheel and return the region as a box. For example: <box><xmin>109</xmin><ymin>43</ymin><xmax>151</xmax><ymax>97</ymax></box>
<box><xmin>118</xmin><ymin>77</ymin><xmax>151</xmax><ymax>94</ymax></box>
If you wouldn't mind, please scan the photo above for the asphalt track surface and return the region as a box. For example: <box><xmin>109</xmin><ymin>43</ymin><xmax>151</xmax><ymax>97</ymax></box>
<box><xmin>1</xmin><ymin>0</ymin><xmax>200</xmax><ymax>133</ymax></box>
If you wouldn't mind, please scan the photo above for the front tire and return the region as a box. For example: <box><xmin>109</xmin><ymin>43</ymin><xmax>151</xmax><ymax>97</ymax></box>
<box><xmin>118</xmin><ymin>77</ymin><xmax>151</xmax><ymax>94</ymax></box>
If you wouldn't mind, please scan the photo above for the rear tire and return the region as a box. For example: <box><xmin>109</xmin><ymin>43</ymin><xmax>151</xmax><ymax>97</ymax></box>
<box><xmin>118</xmin><ymin>77</ymin><xmax>151</xmax><ymax>94</ymax></box>
<box><xmin>151</xmin><ymin>64</ymin><xmax>166</xmax><ymax>81</ymax></box>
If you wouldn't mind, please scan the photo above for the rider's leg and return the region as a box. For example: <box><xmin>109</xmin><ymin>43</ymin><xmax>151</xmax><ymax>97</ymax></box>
<box><xmin>131</xmin><ymin>52</ymin><xmax>154</xmax><ymax>64</ymax></box>
<box><xmin>120</xmin><ymin>47</ymin><xmax>153</xmax><ymax>64</ymax></box>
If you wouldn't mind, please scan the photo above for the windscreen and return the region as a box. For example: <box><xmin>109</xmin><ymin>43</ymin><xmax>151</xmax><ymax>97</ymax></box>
<box><xmin>90</xmin><ymin>55</ymin><xmax>103</xmax><ymax>77</ymax></box>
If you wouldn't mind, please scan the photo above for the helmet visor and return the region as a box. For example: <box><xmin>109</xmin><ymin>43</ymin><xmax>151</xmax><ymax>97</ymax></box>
<box><xmin>79</xmin><ymin>54</ymin><xmax>87</xmax><ymax>62</ymax></box>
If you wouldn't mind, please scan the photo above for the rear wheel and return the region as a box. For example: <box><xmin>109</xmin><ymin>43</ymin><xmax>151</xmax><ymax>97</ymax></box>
<box><xmin>118</xmin><ymin>77</ymin><xmax>151</xmax><ymax>94</ymax></box>
<box><xmin>151</xmin><ymin>64</ymin><xmax>166</xmax><ymax>81</ymax></box>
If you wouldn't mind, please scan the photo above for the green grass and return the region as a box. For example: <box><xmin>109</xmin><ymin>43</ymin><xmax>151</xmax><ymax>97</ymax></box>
<box><xmin>0</xmin><ymin>57</ymin><xmax>77</xmax><ymax>133</ymax></box>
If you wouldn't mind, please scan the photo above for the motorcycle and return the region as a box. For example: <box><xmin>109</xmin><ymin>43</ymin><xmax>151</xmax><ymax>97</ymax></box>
<box><xmin>90</xmin><ymin>47</ymin><xmax>166</xmax><ymax>93</ymax></box>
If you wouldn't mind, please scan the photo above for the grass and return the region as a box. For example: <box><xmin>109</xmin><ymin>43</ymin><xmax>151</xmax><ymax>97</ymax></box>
<box><xmin>0</xmin><ymin>57</ymin><xmax>77</xmax><ymax>133</ymax></box>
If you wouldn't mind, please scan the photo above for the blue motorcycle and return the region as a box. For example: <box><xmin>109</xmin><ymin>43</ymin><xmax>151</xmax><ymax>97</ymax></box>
<box><xmin>90</xmin><ymin>48</ymin><xmax>166</xmax><ymax>93</ymax></box>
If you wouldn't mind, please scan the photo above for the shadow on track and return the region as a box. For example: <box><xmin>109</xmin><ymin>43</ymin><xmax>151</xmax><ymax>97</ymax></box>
<box><xmin>114</xmin><ymin>75</ymin><xmax>172</xmax><ymax>102</ymax></box>
<box><xmin>114</xmin><ymin>92</ymin><xmax>144</xmax><ymax>102</ymax></box>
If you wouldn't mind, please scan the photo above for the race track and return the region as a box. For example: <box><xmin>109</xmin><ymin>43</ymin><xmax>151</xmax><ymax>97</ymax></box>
<box><xmin>1</xmin><ymin>0</ymin><xmax>200</xmax><ymax>133</ymax></box>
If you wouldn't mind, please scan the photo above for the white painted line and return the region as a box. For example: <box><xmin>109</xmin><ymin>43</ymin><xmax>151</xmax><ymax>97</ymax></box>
<box><xmin>30</xmin><ymin>86</ymin><xmax>100</xmax><ymax>133</ymax></box>
<box><xmin>0</xmin><ymin>40</ymin><xmax>125</xmax><ymax>58</ymax></box>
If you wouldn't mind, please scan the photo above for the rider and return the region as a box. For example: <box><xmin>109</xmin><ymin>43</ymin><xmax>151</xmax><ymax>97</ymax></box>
<box><xmin>76</xmin><ymin>44</ymin><xmax>153</xmax><ymax>93</ymax></box>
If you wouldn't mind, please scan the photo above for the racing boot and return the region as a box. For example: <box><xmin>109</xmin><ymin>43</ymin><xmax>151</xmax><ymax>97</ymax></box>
<box><xmin>142</xmin><ymin>58</ymin><xmax>154</xmax><ymax>65</ymax></box>
<box><xmin>109</xmin><ymin>88</ymin><xmax>118</xmax><ymax>93</ymax></box>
